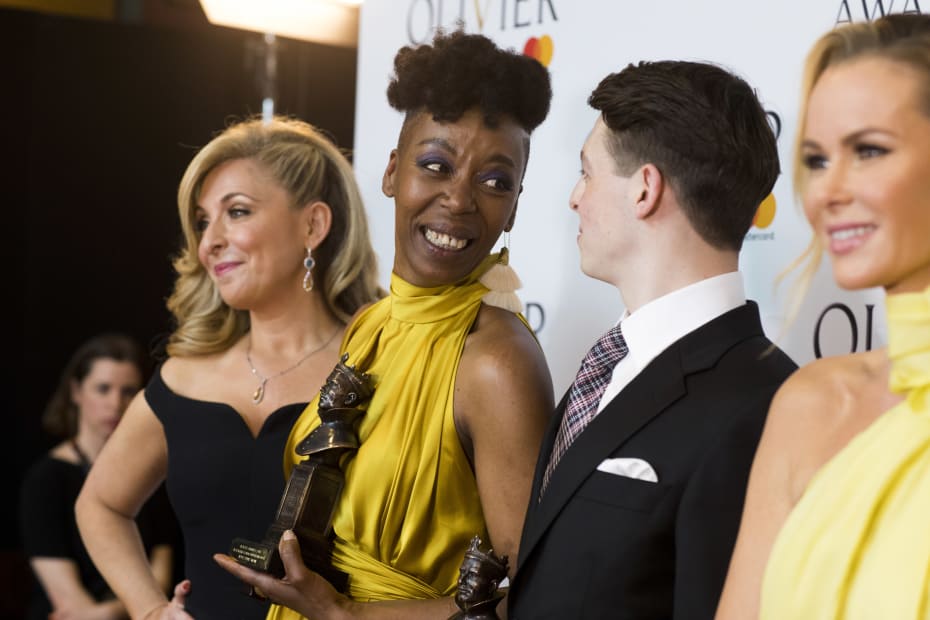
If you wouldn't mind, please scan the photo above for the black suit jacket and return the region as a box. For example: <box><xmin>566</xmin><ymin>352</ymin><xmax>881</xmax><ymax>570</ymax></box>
<box><xmin>508</xmin><ymin>302</ymin><xmax>796</xmax><ymax>620</ymax></box>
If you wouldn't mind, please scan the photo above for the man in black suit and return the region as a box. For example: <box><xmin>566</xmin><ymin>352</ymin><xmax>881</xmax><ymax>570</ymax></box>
<box><xmin>507</xmin><ymin>61</ymin><xmax>797</xmax><ymax>619</ymax></box>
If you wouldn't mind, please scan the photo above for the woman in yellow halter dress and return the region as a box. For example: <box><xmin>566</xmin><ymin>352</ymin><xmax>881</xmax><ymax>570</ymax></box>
<box><xmin>216</xmin><ymin>30</ymin><xmax>554</xmax><ymax>620</ymax></box>
<box><xmin>714</xmin><ymin>14</ymin><xmax>930</xmax><ymax>620</ymax></box>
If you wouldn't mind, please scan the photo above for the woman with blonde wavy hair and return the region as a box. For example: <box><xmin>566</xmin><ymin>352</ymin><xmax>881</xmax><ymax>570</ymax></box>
<box><xmin>76</xmin><ymin>116</ymin><xmax>382</xmax><ymax>620</ymax></box>
<box><xmin>716</xmin><ymin>14</ymin><xmax>930</xmax><ymax>620</ymax></box>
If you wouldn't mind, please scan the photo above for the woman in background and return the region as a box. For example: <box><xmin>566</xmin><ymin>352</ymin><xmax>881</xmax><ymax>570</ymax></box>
<box><xmin>76</xmin><ymin>117</ymin><xmax>382</xmax><ymax>620</ymax></box>
<box><xmin>217</xmin><ymin>30</ymin><xmax>555</xmax><ymax>619</ymax></box>
<box><xmin>20</xmin><ymin>333</ymin><xmax>175</xmax><ymax>620</ymax></box>
<box><xmin>716</xmin><ymin>13</ymin><xmax>930</xmax><ymax>620</ymax></box>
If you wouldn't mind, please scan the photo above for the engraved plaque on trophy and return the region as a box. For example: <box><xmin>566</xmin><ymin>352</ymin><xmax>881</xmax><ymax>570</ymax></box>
<box><xmin>449</xmin><ymin>536</ymin><xmax>509</xmax><ymax>620</ymax></box>
<box><xmin>230</xmin><ymin>353</ymin><xmax>374</xmax><ymax>592</ymax></box>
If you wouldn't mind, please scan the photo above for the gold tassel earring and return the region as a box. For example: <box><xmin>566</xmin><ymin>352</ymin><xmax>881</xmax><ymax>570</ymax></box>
<box><xmin>480</xmin><ymin>235</ymin><xmax>523</xmax><ymax>313</ymax></box>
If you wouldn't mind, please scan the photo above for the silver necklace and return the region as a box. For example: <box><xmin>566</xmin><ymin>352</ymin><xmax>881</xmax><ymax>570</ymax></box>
<box><xmin>246</xmin><ymin>328</ymin><xmax>340</xmax><ymax>405</ymax></box>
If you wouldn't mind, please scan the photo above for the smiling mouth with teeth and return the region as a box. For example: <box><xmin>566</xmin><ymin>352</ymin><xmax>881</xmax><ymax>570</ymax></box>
<box><xmin>830</xmin><ymin>225</ymin><xmax>875</xmax><ymax>241</ymax></box>
<box><xmin>424</xmin><ymin>228</ymin><xmax>469</xmax><ymax>251</ymax></box>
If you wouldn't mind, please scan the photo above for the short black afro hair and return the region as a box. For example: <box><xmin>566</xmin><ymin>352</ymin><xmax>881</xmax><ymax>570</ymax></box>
<box><xmin>386</xmin><ymin>29</ymin><xmax>552</xmax><ymax>133</ymax></box>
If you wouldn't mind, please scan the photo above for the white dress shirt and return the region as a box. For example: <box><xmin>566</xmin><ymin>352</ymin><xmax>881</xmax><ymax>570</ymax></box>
<box><xmin>596</xmin><ymin>272</ymin><xmax>746</xmax><ymax>413</ymax></box>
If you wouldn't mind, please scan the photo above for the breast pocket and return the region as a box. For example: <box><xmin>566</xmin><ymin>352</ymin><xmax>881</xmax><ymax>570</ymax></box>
<box><xmin>575</xmin><ymin>470</ymin><xmax>672</xmax><ymax>513</ymax></box>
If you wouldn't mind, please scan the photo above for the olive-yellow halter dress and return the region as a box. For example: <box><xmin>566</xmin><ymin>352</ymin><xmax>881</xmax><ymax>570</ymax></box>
<box><xmin>268</xmin><ymin>254</ymin><xmax>522</xmax><ymax>619</ymax></box>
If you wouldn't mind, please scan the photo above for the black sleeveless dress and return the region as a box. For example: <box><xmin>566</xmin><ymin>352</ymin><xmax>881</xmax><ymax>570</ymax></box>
<box><xmin>146</xmin><ymin>367</ymin><xmax>305</xmax><ymax>620</ymax></box>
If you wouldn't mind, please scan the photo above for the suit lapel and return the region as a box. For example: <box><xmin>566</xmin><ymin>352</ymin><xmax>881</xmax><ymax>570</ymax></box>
<box><xmin>530</xmin><ymin>391</ymin><xmax>568</xmax><ymax>495</ymax></box>
<box><xmin>516</xmin><ymin>391</ymin><xmax>567</xmax><ymax>570</ymax></box>
<box><xmin>516</xmin><ymin>354</ymin><xmax>685</xmax><ymax>572</ymax></box>
<box><xmin>515</xmin><ymin>302</ymin><xmax>766</xmax><ymax>575</ymax></box>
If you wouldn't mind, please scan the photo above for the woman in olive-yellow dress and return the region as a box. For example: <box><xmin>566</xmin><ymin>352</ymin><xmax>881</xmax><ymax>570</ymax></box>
<box><xmin>216</xmin><ymin>30</ymin><xmax>555</xmax><ymax>620</ymax></box>
<box><xmin>715</xmin><ymin>14</ymin><xmax>930</xmax><ymax>620</ymax></box>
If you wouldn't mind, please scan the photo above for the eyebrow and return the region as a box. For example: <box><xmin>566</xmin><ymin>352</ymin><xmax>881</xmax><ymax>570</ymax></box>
<box><xmin>417</xmin><ymin>137</ymin><xmax>518</xmax><ymax>169</ymax></box>
<box><xmin>802</xmin><ymin>127</ymin><xmax>898</xmax><ymax>150</ymax></box>
<box><xmin>417</xmin><ymin>137</ymin><xmax>456</xmax><ymax>153</ymax></box>
<box><xmin>195</xmin><ymin>192</ymin><xmax>260</xmax><ymax>212</ymax></box>
<box><xmin>220</xmin><ymin>191</ymin><xmax>260</xmax><ymax>203</ymax></box>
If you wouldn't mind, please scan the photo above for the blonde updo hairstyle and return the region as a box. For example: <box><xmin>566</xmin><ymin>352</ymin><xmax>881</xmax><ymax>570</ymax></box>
<box><xmin>784</xmin><ymin>14</ymin><xmax>930</xmax><ymax>314</ymax></box>
<box><xmin>166</xmin><ymin>117</ymin><xmax>382</xmax><ymax>357</ymax></box>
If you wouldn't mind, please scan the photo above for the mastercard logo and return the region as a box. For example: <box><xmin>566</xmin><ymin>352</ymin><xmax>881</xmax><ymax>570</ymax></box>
<box><xmin>523</xmin><ymin>35</ymin><xmax>553</xmax><ymax>66</ymax></box>
<box><xmin>753</xmin><ymin>193</ymin><xmax>776</xmax><ymax>229</ymax></box>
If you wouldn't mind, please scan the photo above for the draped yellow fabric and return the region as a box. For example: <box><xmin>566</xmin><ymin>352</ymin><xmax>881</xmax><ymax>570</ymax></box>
<box><xmin>266</xmin><ymin>255</ymin><xmax>503</xmax><ymax>620</ymax></box>
<box><xmin>760</xmin><ymin>286</ymin><xmax>930</xmax><ymax>619</ymax></box>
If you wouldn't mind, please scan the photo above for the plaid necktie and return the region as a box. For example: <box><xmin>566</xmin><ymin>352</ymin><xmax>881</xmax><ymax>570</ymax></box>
<box><xmin>541</xmin><ymin>325</ymin><xmax>628</xmax><ymax>496</ymax></box>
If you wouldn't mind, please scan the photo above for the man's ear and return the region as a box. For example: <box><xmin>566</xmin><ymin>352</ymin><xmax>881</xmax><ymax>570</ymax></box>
<box><xmin>381</xmin><ymin>150</ymin><xmax>398</xmax><ymax>198</ymax></box>
<box><xmin>633</xmin><ymin>163</ymin><xmax>664</xmax><ymax>220</ymax></box>
<box><xmin>303</xmin><ymin>201</ymin><xmax>333</xmax><ymax>249</ymax></box>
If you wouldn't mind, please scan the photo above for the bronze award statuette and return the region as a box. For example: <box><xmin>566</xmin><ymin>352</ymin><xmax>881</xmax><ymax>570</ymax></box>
<box><xmin>449</xmin><ymin>536</ymin><xmax>509</xmax><ymax>620</ymax></box>
<box><xmin>230</xmin><ymin>353</ymin><xmax>374</xmax><ymax>592</ymax></box>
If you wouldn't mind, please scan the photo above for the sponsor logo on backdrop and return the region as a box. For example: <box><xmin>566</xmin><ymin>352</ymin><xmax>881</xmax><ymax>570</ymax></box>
<box><xmin>836</xmin><ymin>0</ymin><xmax>923</xmax><ymax>24</ymax></box>
<box><xmin>813</xmin><ymin>303</ymin><xmax>877</xmax><ymax>357</ymax></box>
<box><xmin>525</xmin><ymin>302</ymin><xmax>546</xmax><ymax>334</ymax></box>
<box><xmin>523</xmin><ymin>34</ymin><xmax>554</xmax><ymax>66</ymax></box>
<box><xmin>406</xmin><ymin>0</ymin><xmax>559</xmax><ymax>44</ymax></box>
<box><xmin>745</xmin><ymin>110</ymin><xmax>782</xmax><ymax>242</ymax></box>
<box><xmin>746</xmin><ymin>194</ymin><xmax>777</xmax><ymax>241</ymax></box>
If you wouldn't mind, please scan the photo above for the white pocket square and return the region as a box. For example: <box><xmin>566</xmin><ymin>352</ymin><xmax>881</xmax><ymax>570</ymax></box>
<box><xmin>596</xmin><ymin>457</ymin><xmax>658</xmax><ymax>483</ymax></box>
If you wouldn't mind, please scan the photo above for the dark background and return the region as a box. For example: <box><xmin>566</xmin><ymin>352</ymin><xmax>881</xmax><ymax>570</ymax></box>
<box><xmin>2</xmin><ymin>3</ymin><xmax>358</xmax><ymax>616</ymax></box>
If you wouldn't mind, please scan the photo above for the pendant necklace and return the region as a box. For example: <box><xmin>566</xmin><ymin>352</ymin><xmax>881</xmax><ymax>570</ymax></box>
<box><xmin>246</xmin><ymin>328</ymin><xmax>340</xmax><ymax>405</ymax></box>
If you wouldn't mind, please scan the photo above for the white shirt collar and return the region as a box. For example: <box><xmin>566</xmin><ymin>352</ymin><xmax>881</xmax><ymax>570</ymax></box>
<box><xmin>619</xmin><ymin>271</ymin><xmax>746</xmax><ymax>377</ymax></box>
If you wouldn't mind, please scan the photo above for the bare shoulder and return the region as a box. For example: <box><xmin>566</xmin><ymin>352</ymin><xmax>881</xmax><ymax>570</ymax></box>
<box><xmin>769</xmin><ymin>351</ymin><xmax>885</xmax><ymax>427</ymax></box>
<box><xmin>454</xmin><ymin>305</ymin><xmax>554</xmax><ymax>442</ymax></box>
<box><xmin>160</xmin><ymin>350</ymin><xmax>229</xmax><ymax>395</ymax></box>
<box><xmin>49</xmin><ymin>441</ymin><xmax>77</xmax><ymax>464</ymax></box>
<box><xmin>765</xmin><ymin>350</ymin><xmax>889</xmax><ymax>498</ymax></box>
<box><xmin>461</xmin><ymin>305</ymin><xmax>550</xmax><ymax>386</ymax></box>
<box><xmin>468</xmin><ymin>305</ymin><xmax>544</xmax><ymax>353</ymax></box>
<box><xmin>161</xmin><ymin>353</ymin><xmax>216</xmax><ymax>378</ymax></box>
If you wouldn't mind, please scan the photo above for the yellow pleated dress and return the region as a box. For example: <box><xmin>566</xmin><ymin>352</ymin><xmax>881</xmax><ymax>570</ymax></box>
<box><xmin>267</xmin><ymin>255</ymin><xmax>509</xmax><ymax>620</ymax></box>
<box><xmin>760</xmin><ymin>285</ymin><xmax>930</xmax><ymax>619</ymax></box>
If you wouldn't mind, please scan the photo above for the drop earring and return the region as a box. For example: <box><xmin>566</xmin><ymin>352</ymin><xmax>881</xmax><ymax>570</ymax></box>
<box><xmin>479</xmin><ymin>231</ymin><xmax>523</xmax><ymax>313</ymax></box>
<box><xmin>302</xmin><ymin>247</ymin><xmax>315</xmax><ymax>292</ymax></box>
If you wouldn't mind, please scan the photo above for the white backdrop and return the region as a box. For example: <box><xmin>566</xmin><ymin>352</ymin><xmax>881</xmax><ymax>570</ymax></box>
<box><xmin>351</xmin><ymin>0</ymin><xmax>912</xmax><ymax>395</ymax></box>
